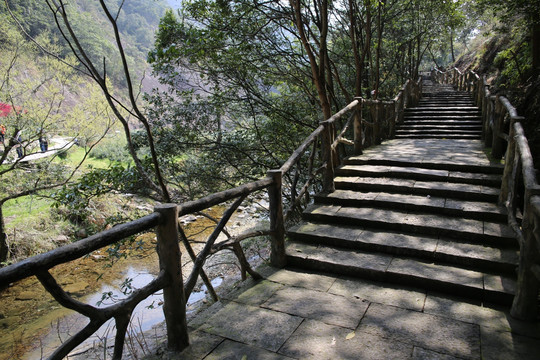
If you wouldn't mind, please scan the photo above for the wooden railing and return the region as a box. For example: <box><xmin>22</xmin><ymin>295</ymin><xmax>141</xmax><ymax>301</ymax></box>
<box><xmin>432</xmin><ymin>67</ymin><xmax>540</xmax><ymax>320</ymax></box>
<box><xmin>0</xmin><ymin>77</ymin><xmax>421</xmax><ymax>359</ymax></box>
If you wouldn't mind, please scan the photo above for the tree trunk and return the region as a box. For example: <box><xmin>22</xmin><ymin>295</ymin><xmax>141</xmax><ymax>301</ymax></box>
<box><xmin>450</xmin><ymin>29</ymin><xmax>456</xmax><ymax>63</ymax></box>
<box><xmin>373</xmin><ymin>1</ymin><xmax>383</xmax><ymax>99</ymax></box>
<box><xmin>0</xmin><ymin>205</ymin><xmax>8</xmax><ymax>264</ymax></box>
<box><xmin>533</xmin><ymin>24</ymin><xmax>540</xmax><ymax>73</ymax></box>
<box><xmin>349</xmin><ymin>0</ymin><xmax>362</xmax><ymax>97</ymax></box>
<box><xmin>290</xmin><ymin>0</ymin><xmax>332</xmax><ymax>119</ymax></box>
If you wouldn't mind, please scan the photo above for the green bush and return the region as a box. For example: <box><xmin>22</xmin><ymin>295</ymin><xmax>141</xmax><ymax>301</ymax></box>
<box><xmin>90</xmin><ymin>136</ymin><xmax>131</xmax><ymax>163</ymax></box>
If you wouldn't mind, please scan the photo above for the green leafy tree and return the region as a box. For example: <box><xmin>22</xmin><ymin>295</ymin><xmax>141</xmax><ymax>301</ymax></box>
<box><xmin>0</xmin><ymin>19</ymin><xmax>113</xmax><ymax>263</ymax></box>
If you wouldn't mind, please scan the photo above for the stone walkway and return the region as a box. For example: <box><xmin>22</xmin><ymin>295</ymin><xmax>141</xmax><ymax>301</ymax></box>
<box><xmin>149</xmin><ymin>265</ymin><xmax>540</xmax><ymax>360</ymax></box>
<box><xmin>138</xmin><ymin>139</ymin><xmax>540</xmax><ymax>359</ymax></box>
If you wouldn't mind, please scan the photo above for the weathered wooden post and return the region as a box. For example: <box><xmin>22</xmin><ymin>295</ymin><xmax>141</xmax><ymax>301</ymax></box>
<box><xmin>389</xmin><ymin>100</ymin><xmax>397</xmax><ymax>138</ymax></box>
<box><xmin>155</xmin><ymin>203</ymin><xmax>189</xmax><ymax>351</ymax></box>
<box><xmin>374</xmin><ymin>102</ymin><xmax>381</xmax><ymax>145</ymax></box>
<box><xmin>403</xmin><ymin>80</ymin><xmax>410</xmax><ymax>108</ymax></box>
<box><xmin>267</xmin><ymin>169</ymin><xmax>286</xmax><ymax>267</ymax></box>
<box><xmin>353</xmin><ymin>99</ymin><xmax>363</xmax><ymax>155</ymax></box>
<box><xmin>500</xmin><ymin>118</ymin><xmax>524</xmax><ymax>204</ymax></box>
<box><xmin>396</xmin><ymin>90</ymin><xmax>404</xmax><ymax>125</ymax></box>
<box><xmin>483</xmin><ymin>90</ymin><xmax>493</xmax><ymax>146</ymax></box>
<box><xmin>475</xmin><ymin>76</ymin><xmax>483</xmax><ymax>108</ymax></box>
<box><xmin>511</xmin><ymin>200</ymin><xmax>540</xmax><ymax>320</ymax></box>
<box><xmin>491</xmin><ymin>96</ymin><xmax>505</xmax><ymax>159</ymax></box>
<box><xmin>510</xmin><ymin>127</ymin><xmax>540</xmax><ymax>320</ymax></box>
<box><xmin>321</xmin><ymin>120</ymin><xmax>336</xmax><ymax>193</ymax></box>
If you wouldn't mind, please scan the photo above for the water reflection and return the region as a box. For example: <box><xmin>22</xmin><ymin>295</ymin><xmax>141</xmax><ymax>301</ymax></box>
<box><xmin>0</xmin><ymin>206</ymin><xmax>233</xmax><ymax>360</ymax></box>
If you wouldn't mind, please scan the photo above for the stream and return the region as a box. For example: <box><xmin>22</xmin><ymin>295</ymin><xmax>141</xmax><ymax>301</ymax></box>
<box><xmin>0</xmin><ymin>205</ymin><xmax>265</xmax><ymax>360</ymax></box>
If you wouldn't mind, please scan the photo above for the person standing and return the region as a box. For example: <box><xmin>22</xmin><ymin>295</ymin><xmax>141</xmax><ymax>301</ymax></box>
<box><xmin>0</xmin><ymin>124</ymin><xmax>5</xmax><ymax>145</ymax></box>
<box><xmin>39</xmin><ymin>135</ymin><xmax>48</xmax><ymax>152</ymax></box>
<box><xmin>14</xmin><ymin>130</ymin><xmax>23</xmax><ymax>158</ymax></box>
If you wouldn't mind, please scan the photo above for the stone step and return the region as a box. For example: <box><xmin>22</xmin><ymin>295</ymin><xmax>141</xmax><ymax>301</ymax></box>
<box><xmin>396</xmin><ymin>131</ymin><xmax>482</xmax><ymax>138</ymax></box>
<box><xmin>395</xmin><ymin>130</ymin><xmax>482</xmax><ymax>136</ymax></box>
<box><xmin>335</xmin><ymin>164</ymin><xmax>501</xmax><ymax>187</ymax></box>
<box><xmin>422</xmin><ymin>93</ymin><xmax>472</xmax><ymax>96</ymax></box>
<box><xmin>404</xmin><ymin>114</ymin><xmax>481</xmax><ymax>119</ymax></box>
<box><xmin>394</xmin><ymin>134</ymin><xmax>482</xmax><ymax>139</ymax></box>
<box><xmin>418</xmin><ymin>101</ymin><xmax>475</xmax><ymax>105</ymax></box>
<box><xmin>401</xmin><ymin>120</ymin><xmax>481</xmax><ymax>126</ymax></box>
<box><xmin>302</xmin><ymin>204</ymin><xmax>516</xmax><ymax>246</ymax></box>
<box><xmin>416</xmin><ymin>104</ymin><xmax>476</xmax><ymax>108</ymax></box>
<box><xmin>314</xmin><ymin>189</ymin><xmax>506</xmax><ymax>222</ymax></box>
<box><xmin>398</xmin><ymin>125</ymin><xmax>482</xmax><ymax>131</ymax></box>
<box><xmin>334</xmin><ymin>176</ymin><xmax>499</xmax><ymax>202</ymax></box>
<box><xmin>285</xmin><ymin>241</ymin><xmax>516</xmax><ymax>305</ymax></box>
<box><xmin>405</xmin><ymin>106</ymin><xmax>480</xmax><ymax>114</ymax></box>
<box><xmin>344</xmin><ymin>157</ymin><xmax>504</xmax><ymax>175</ymax></box>
<box><xmin>287</xmin><ymin>222</ymin><xmax>519</xmax><ymax>274</ymax></box>
<box><xmin>404</xmin><ymin>112</ymin><xmax>481</xmax><ymax>116</ymax></box>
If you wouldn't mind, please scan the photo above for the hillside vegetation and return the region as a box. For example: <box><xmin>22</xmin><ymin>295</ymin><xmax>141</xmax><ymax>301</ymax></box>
<box><xmin>0</xmin><ymin>0</ymin><xmax>169</xmax><ymax>264</ymax></box>
<box><xmin>453</xmin><ymin>1</ymin><xmax>540</xmax><ymax>167</ymax></box>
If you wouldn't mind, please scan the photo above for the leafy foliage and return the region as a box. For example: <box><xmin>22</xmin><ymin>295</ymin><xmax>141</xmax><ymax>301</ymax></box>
<box><xmin>2</xmin><ymin>0</ymin><xmax>169</xmax><ymax>87</ymax></box>
<box><xmin>144</xmin><ymin>0</ymin><xmax>465</xmax><ymax>198</ymax></box>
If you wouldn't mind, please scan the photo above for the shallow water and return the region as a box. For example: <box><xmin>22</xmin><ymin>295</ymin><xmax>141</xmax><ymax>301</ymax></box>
<box><xmin>0</xmin><ymin>207</ymin><xmax>229</xmax><ymax>360</ymax></box>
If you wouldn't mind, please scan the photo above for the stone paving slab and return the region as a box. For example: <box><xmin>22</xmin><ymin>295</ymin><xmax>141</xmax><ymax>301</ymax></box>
<box><xmin>328</xmin><ymin>277</ymin><xmax>426</xmax><ymax>311</ymax></box>
<box><xmin>412</xmin><ymin>347</ymin><xmax>466</xmax><ymax>360</ymax></box>
<box><xmin>222</xmin><ymin>279</ymin><xmax>284</xmax><ymax>306</ymax></box>
<box><xmin>198</xmin><ymin>302</ymin><xmax>303</xmax><ymax>352</ymax></box>
<box><xmin>159</xmin><ymin>330</ymin><xmax>224</xmax><ymax>360</ymax></box>
<box><xmin>278</xmin><ymin>319</ymin><xmax>414</xmax><ymax>359</ymax></box>
<box><xmin>480</xmin><ymin>327</ymin><xmax>540</xmax><ymax>360</ymax></box>
<box><xmin>205</xmin><ymin>340</ymin><xmax>295</xmax><ymax>360</ymax></box>
<box><xmin>423</xmin><ymin>293</ymin><xmax>540</xmax><ymax>338</ymax></box>
<box><xmin>262</xmin><ymin>286</ymin><xmax>369</xmax><ymax>329</ymax></box>
<box><xmin>265</xmin><ymin>267</ymin><xmax>337</xmax><ymax>292</ymax></box>
<box><xmin>357</xmin><ymin>303</ymin><xmax>481</xmax><ymax>359</ymax></box>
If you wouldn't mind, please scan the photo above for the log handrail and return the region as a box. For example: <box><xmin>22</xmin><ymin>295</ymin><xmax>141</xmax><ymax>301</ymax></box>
<box><xmin>0</xmin><ymin>76</ymin><xmax>421</xmax><ymax>359</ymax></box>
<box><xmin>432</xmin><ymin>67</ymin><xmax>540</xmax><ymax>320</ymax></box>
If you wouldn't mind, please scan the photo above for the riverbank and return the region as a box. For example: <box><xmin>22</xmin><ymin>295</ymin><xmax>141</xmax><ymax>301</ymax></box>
<box><xmin>0</xmin><ymin>197</ymin><xmax>271</xmax><ymax>359</ymax></box>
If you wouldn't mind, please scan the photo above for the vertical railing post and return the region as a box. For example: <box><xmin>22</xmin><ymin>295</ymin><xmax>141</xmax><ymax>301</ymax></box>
<box><xmin>500</xmin><ymin>118</ymin><xmax>524</xmax><ymax>204</ymax></box>
<box><xmin>267</xmin><ymin>169</ymin><xmax>286</xmax><ymax>268</ymax></box>
<box><xmin>483</xmin><ymin>91</ymin><xmax>493</xmax><ymax>146</ymax></box>
<box><xmin>389</xmin><ymin>100</ymin><xmax>397</xmax><ymax>138</ymax></box>
<box><xmin>374</xmin><ymin>102</ymin><xmax>381</xmax><ymax>145</ymax></box>
<box><xmin>321</xmin><ymin>120</ymin><xmax>335</xmax><ymax>192</ymax></box>
<box><xmin>397</xmin><ymin>90</ymin><xmax>404</xmax><ymax>124</ymax></box>
<box><xmin>511</xmin><ymin>192</ymin><xmax>540</xmax><ymax>320</ymax></box>
<box><xmin>353</xmin><ymin>99</ymin><xmax>363</xmax><ymax>155</ymax></box>
<box><xmin>491</xmin><ymin>96</ymin><xmax>505</xmax><ymax>159</ymax></box>
<box><xmin>155</xmin><ymin>203</ymin><xmax>189</xmax><ymax>352</ymax></box>
<box><xmin>476</xmin><ymin>76</ymin><xmax>483</xmax><ymax>108</ymax></box>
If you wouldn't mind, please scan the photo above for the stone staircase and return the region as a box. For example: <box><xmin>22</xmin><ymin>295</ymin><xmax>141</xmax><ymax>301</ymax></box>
<box><xmin>395</xmin><ymin>83</ymin><xmax>482</xmax><ymax>139</ymax></box>
<box><xmin>286</xmin><ymin>85</ymin><xmax>518</xmax><ymax>306</ymax></box>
